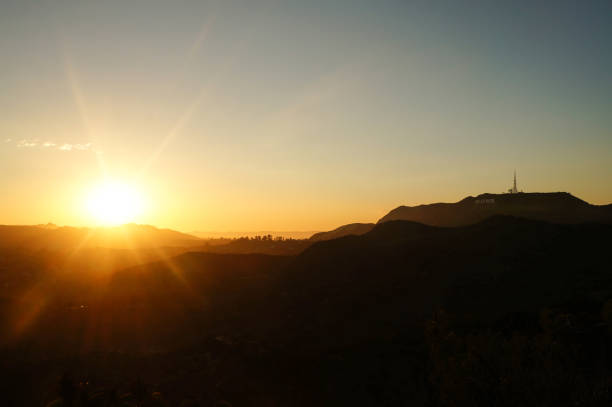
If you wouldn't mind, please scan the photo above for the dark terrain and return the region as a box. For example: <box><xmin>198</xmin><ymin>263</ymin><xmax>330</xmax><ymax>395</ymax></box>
<box><xmin>312</xmin><ymin>192</ymin><xmax>612</xmax><ymax>241</ymax></box>
<box><xmin>378</xmin><ymin>191</ymin><xmax>612</xmax><ymax>226</ymax></box>
<box><xmin>1</xmin><ymin>193</ymin><xmax>612</xmax><ymax>406</ymax></box>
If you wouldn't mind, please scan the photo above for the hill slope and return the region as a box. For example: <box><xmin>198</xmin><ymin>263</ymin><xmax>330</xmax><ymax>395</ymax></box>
<box><xmin>9</xmin><ymin>215</ymin><xmax>610</xmax><ymax>351</ymax></box>
<box><xmin>309</xmin><ymin>223</ymin><xmax>375</xmax><ymax>241</ymax></box>
<box><xmin>4</xmin><ymin>216</ymin><xmax>612</xmax><ymax>406</ymax></box>
<box><xmin>278</xmin><ymin>215</ymin><xmax>612</xmax><ymax>347</ymax></box>
<box><xmin>0</xmin><ymin>223</ymin><xmax>202</xmax><ymax>250</ymax></box>
<box><xmin>378</xmin><ymin>192</ymin><xmax>612</xmax><ymax>226</ymax></box>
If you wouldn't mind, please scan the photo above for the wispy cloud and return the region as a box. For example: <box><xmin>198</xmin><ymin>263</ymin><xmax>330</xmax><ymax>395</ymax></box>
<box><xmin>17</xmin><ymin>139</ymin><xmax>39</xmax><ymax>148</ymax></box>
<box><xmin>58</xmin><ymin>143</ymin><xmax>92</xmax><ymax>151</ymax></box>
<box><xmin>8</xmin><ymin>138</ymin><xmax>98</xmax><ymax>153</ymax></box>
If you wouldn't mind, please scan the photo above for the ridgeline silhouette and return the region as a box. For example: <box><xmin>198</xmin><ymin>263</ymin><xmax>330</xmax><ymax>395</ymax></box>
<box><xmin>1</xmin><ymin>191</ymin><xmax>612</xmax><ymax>406</ymax></box>
<box><xmin>0</xmin><ymin>223</ymin><xmax>202</xmax><ymax>250</ymax></box>
<box><xmin>379</xmin><ymin>192</ymin><xmax>612</xmax><ymax>225</ymax></box>
<box><xmin>311</xmin><ymin>192</ymin><xmax>612</xmax><ymax>241</ymax></box>
<box><xmin>309</xmin><ymin>223</ymin><xmax>375</xmax><ymax>241</ymax></box>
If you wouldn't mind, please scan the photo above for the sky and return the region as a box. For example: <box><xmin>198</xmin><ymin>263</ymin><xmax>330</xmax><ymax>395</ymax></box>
<box><xmin>1</xmin><ymin>0</ymin><xmax>611</xmax><ymax>232</ymax></box>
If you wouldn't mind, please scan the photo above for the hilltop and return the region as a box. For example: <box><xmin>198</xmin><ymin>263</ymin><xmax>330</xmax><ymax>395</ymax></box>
<box><xmin>309</xmin><ymin>223</ymin><xmax>375</xmax><ymax>241</ymax></box>
<box><xmin>311</xmin><ymin>192</ymin><xmax>612</xmax><ymax>240</ymax></box>
<box><xmin>378</xmin><ymin>191</ymin><xmax>612</xmax><ymax>226</ymax></box>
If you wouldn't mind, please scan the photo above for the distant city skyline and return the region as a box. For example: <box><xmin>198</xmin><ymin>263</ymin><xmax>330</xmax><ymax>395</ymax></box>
<box><xmin>1</xmin><ymin>1</ymin><xmax>611</xmax><ymax>231</ymax></box>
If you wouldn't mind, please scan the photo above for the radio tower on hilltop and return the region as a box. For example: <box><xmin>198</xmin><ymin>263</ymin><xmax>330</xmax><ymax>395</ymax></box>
<box><xmin>508</xmin><ymin>170</ymin><xmax>519</xmax><ymax>194</ymax></box>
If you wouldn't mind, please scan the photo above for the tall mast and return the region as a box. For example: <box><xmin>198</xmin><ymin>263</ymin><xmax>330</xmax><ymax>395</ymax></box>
<box><xmin>513</xmin><ymin>170</ymin><xmax>517</xmax><ymax>193</ymax></box>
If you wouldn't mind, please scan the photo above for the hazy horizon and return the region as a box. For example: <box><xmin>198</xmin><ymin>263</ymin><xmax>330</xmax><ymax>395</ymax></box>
<box><xmin>1</xmin><ymin>189</ymin><xmax>608</xmax><ymax>237</ymax></box>
<box><xmin>2</xmin><ymin>0</ymin><xmax>611</xmax><ymax>231</ymax></box>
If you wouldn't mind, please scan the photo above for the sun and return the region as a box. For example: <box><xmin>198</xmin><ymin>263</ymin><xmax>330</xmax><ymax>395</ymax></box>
<box><xmin>86</xmin><ymin>181</ymin><xmax>144</xmax><ymax>225</ymax></box>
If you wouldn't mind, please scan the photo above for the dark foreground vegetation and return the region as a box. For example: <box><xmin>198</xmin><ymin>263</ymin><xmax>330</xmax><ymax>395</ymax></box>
<box><xmin>1</xmin><ymin>213</ymin><xmax>612</xmax><ymax>406</ymax></box>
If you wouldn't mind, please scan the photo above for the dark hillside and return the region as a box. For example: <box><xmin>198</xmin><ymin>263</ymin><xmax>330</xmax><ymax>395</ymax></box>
<box><xmin>7</xmin><ymin>216</ymin><xmax>610</xmax><ymax>352</ymax></box>
<box><xmin>309</xmin><ymin>223</ymin><xmax>375</xmax><ymax>241</ymax></box>
<box><xmin>3</xmin><ymin>216</ymin><xmax>612</xmax><ymax>406</ymax></box>
<box><xmin>278</xmin><ymin>216</ymin><xmax>612</xmax><ymax>348</ymax></box>
<box><xmin>378</xmin><ymin>192</ymin><xmax>612</xmax><ymax>226</ymax></box>
<box><xmin>0</xmin><ymin>224</ymin><xmax>202</xmax><ymax>251</ymax></box>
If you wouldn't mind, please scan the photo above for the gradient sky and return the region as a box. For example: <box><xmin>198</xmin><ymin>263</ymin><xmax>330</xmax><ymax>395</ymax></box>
<box><xmin>1</xmin><ymin>0</ymin><xmax>611</xmax><ymax>232</ymax></box>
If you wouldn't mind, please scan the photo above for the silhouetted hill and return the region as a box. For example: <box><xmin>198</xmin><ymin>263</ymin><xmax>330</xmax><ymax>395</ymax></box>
<box><xmin>3</xmin><ymin>216</ymin><xmax>612</xmax><ymax>406</ymax></box>
<box><xmin>307</xmin><ymin>192</ymin><xmax>612</xmax><ymax>241</ymax></box>
<box><xmin>0</xmin><ymin>223</ymin><xmax>202</xmax><ymax>250</ymax></box>
<box><xmin>378</xmin><ymin>192</ymin><xmax>612</xmax><ymax>226</ymax></box>
<box><xmin>279</xmin><ymin>215</ymin><xmax>611</xmax><ymax>348</ymax></box>
<box><xmin>11</xmin><ymin>215</ymin><xmax>608</xmax><ymax>351</ymax></box>
<box><xmin>309</xmin><ymin>223</ymin><xmax>375</xmax><ymax>241</ymax></box>
<box><xmin>1</xmin><ymin>252</ymin><xmax>291</xmax><ymax>350</ymax></box>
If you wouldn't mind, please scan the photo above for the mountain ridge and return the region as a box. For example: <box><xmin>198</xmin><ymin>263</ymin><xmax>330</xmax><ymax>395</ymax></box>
<box><xmin>309</xmin><ymin>222</ymin><xmax>375</xmax><ymax>241</ymax></box>
<box><xmin>310</xmin><ymin>191</ymin><xmax>612</xmax><ymax>241</ymax></box>
<box><xmin>378</xmin><ymin>191</ymin><xmax>610</xmax><ymax>226</ymax></box>
<box><xmin>0</xmin><ymin>223</ymin><xmax>202</xmax><ymax>250</ymax></box>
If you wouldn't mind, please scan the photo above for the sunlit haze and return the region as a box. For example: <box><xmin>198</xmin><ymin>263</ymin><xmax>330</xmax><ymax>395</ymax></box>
<box><xmin>1</xmin><ymin>1</ymin><xmax>611</xmax><ymax>232</ymax></box>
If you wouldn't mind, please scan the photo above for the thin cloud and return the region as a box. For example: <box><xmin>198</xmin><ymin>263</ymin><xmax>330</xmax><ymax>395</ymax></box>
<box><xmin>17</xmin><ymin>139</ymin><xmax>39</xmax><ymax>148</ymax></box>
<box><xmin>59</xmin><ymin>142</ymin><xmax>92</xmax><ymax>151</ymax></box>
<box><xmin>10</xmin><ymin>138</ymin><xmax>96</xmax><ymax>152</ymax></box>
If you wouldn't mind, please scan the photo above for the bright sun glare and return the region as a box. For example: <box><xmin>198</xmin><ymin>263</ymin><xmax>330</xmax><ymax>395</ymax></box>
<box><xmin>86</xmin><ymin>181</ymin><xmax>144</xmax><ymax>225</ymax></box>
